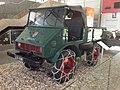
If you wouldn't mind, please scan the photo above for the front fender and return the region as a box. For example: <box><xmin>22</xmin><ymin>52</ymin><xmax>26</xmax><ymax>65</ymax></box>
<box><xmin>50</xmin><ymin>44</ymin><xmax>81</xmax><ymax>63</ymax></box>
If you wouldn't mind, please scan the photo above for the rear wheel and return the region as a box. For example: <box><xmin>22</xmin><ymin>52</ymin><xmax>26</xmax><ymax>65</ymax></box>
<box><xmin>24</xmin><ymin>57</ymin><xmax>43</xmax><ymax>71</ymax></box>
<box><xmin>24</xmin><ymin>63</ymin><xmax>39</xmax><ymax>70</ymax></box>
<box><xmin>85</xmin><ymin>43</ymin><xmax>100</xmax><ymax>66</ymax></box>
<box><xmin>52</xmin><ymin>49</ymin><xmax>76</xmax><ymax>83</ymax></box>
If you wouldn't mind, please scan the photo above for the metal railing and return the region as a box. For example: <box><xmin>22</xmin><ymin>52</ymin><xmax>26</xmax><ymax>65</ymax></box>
<box><xmin>0</xmin><ymin>26</ymin><xmax>24</xmax><ymax>45</ymax></box>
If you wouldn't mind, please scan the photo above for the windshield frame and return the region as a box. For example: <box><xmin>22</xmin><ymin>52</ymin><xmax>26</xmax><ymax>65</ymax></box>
<box><xmin>27</xmin><ymin>7</ymin><xmax>66</xmax><ymax>27</ymax></box>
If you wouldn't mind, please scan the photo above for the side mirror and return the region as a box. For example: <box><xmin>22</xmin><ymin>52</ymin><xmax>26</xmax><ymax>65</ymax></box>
<box><xmin>67</xmin><ymin>11</ymin><xmax>73</xmax><ymax>18</ymax></box>
<box><xmin>65</xmin><ymin>11</ymin><xmax>73</xmax><ymax>20</ymax></box>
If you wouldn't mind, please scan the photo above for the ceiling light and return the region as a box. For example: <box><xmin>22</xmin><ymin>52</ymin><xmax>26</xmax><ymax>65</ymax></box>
<box><xmin>0</xmin><ymin>2</ymin><xmax>5</xmax><ymax>5</ymax></box>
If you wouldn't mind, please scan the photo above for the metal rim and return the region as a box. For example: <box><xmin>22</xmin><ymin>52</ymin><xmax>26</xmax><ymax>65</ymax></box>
<box><xmin>92</xmin><ymin>47</ymin><xmax>99</xmax><ymax>62</ymax></box>
<box><xmin>52</xmin><ymin>49</ymin><xmax>76</xmax><ymax>83</ymax></box>
<box><xmin>86</xmin><ymin>46</ymin><xmax>99</xmax><ymax>66</ymax></box>
<box><xmin>61</xmin><ymin>57</ymin><xmax>75</xmax><ymax>77</ymax></box>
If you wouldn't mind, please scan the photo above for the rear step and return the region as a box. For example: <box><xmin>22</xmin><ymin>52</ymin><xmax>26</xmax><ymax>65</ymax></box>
<box><xmin>7</xmin><ymin>51</ymin><xmax>15</xmax><ymax>58</ymax></box>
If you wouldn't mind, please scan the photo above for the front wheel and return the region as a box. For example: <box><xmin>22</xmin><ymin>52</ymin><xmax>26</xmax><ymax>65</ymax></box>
<box><xmin>85</xmin><ymin>43</ymin><xmax>100</xmax><ymax>66</ymax></box>
<box><xmin>52</xmin><ymin>49</ymin><xmax>76</xmax><ymax>83</ymax></box>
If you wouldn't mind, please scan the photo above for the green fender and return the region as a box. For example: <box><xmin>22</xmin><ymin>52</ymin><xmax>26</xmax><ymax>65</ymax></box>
<box><xmin>50</xmin><ymin>44</ymin><xmax>81</xmax><ymax>63</ymax></box>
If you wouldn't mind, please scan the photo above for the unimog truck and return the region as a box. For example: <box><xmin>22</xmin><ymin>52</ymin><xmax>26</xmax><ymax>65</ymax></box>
<box><xmin>7</xmin><ymin>5</ymin><xmax>106</xmax><ymax>83</ymax></box>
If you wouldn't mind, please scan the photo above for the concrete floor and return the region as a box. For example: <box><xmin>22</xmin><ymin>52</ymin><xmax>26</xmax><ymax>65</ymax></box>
<box><xmin>0</xmin><ymin>46</ymin><xmax>120</xmax><ymax>90</ymax></box>
<box><xmin>0</xmin><ymin>49</ymin><xmax>16</xmax><ymax>65</ymax></box>
<box><xmin>109</xmin><ymin>52</ymin><xmax>120</xmax><ymax>90</ymax></box>
<box><xmin>0</xmin><ymin>45</ymin><xmax>15</xmax><ymax>64</ymax></box>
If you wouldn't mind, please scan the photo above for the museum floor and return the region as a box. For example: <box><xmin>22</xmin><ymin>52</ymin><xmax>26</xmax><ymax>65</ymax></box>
<box><xmin>0</xmin><ymin>45</ymin><xmax>120</xmax><ymax>90</ymax></box>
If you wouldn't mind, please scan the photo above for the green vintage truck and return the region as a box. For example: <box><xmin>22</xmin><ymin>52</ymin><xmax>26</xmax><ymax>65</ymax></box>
<box><xmin>7</xmin><ymin>5</ymin><xmax>106</xmax><ymax>83</ymax></box>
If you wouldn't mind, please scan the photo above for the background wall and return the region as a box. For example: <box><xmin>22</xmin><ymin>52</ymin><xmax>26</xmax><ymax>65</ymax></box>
<box><xmin>0</xmin><ymin>0</ymin><xmax>36</xmax><ymax>19</ymax></box>
<box><xmin>102</xmin><ymin>0</ymin><xmax>120</xmax><ymax>13</ymax></box>
<box><xmin>65</xmin><ymin>0</ymin><xmax>101</xmax><ymax>26</ymax></box>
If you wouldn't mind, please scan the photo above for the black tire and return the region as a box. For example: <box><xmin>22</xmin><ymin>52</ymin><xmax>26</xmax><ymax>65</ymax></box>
<box><xmin>85</xmin><ymin>43</ymin><xmax>100</xmax><ymax>66</ymax></box>
<box><xmin>24</xmin><ymin>62</ymin><xmax>39</xmax><ymax>71</ymax></box>
<box><xmin>24</xmin><ymin>57</ymin><xmax>43</xmax><ymax>71</ymax></box>
<box><xmin>52</xmin><ymin>49</ymin><xmax>76</xmax><ymax>84</ymax></box>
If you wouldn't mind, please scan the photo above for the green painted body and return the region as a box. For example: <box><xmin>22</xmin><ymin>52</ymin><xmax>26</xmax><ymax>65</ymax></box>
<box><xmin>15</xmin><ymin>5</ymin><xmax>106</xmax><ymax>63</ymax></box>
<box><xmin>16</xmin><ymin>27</ymin><xmax>63</xmax><ymax>58</ymax></box>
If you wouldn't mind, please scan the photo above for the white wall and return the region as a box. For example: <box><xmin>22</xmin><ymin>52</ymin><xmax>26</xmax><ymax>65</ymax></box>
<box><xmin>65</xmin><ymin>0</ymin><xmax>101</xmax><ymax>16</ymax></box>
<box><xmin>101</xmin><ymin>13</ymin><xmax>120</xmax><ymax>31</ymax></box>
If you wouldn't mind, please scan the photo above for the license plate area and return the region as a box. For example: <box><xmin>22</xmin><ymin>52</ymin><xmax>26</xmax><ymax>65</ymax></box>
<box><xmin>15</xmin><ymin>55</ymin><xmax>23</xmax><ymax>61</ymax></box>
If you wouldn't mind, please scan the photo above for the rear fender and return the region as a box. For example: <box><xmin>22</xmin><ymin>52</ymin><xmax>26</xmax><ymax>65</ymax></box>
<box><xmin>50</xmin><ymin>45</ymin><xmax>81</xmax><ymax>63</ymax></box>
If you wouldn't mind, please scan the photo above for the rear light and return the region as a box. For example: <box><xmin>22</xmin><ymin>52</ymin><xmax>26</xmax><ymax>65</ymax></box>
<box><xmin>34</xmin><ymin>46</ymin><xmax>42</xmax><ymax>54</ymax></box>
<box><xmin>16</xmin><ymin>42</ymin><xmax>21</xmax><ymax>49</ymax></box>
<box><xmin>15</xmin><ymin>42</ymin><xmax>42</xmax><ymax>55</ymax></box>
<box><xmin>18</xmin><ymin>42</ymin><xmax>21</xmax><ymax>47</ymax></box>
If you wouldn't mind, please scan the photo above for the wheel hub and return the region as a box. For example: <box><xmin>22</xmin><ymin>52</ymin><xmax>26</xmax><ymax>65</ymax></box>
<box><xmin>65</xmin><ymin>64</ymin><xmax>70</xmax><ymax>69</ymax></box>
<box><xmin>62</xmin><ymin>57</ymin><xmax>74</xmax><ymax>74</ymax></box>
